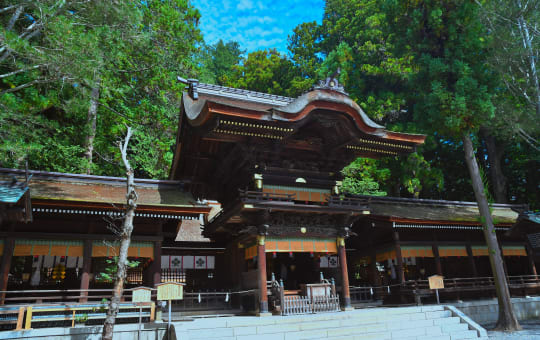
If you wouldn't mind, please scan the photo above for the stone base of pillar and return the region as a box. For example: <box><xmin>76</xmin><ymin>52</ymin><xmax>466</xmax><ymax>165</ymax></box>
<box><xmin>259</xmin><ymin>301</ymin><xmax>268</xmax><ymax>314</ymax></box>
<box><xmin>341</xmin><ymin>297</ymin><xmax>352</xmax><ymax>310</ymax></box>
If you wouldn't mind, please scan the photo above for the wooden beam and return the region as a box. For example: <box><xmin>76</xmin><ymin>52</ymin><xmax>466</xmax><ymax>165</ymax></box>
<box><xmin>0</xmin><ymin>238</ymin><xmax>14</xmax><ymax>304</ymax></box>
<box><xmin>393</xmin><ymin>231</ymin><xmax>405</xmax><ymax>283</ymax></box>
<box><xmin>79</xmin><ymin>239</ymin><xmax>92</xmax><ymax>303</ymax></box>
<box><xmin>466</xmin><ymin>244</ymin><xmax>478</xmax><ymax>277</ymax></box>
<box><xmin>0</xmin><ymin>232</ymin><xmax>164</xmax><ymax>241</ymax></box>
<box><xmin>31</xmin><ymin>199</ymin><xmax>211</xmax><ymax>214</ymax></box>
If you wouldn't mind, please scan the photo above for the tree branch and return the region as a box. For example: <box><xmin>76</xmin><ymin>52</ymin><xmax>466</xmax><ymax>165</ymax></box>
<box><xmin>120</xmin><ymin>126</ymin><xmax>134</xmax><ymax>172</ymax></box>
<box><xmin>0</xmin><ymin>64</ymin><xmax>46</xmax><ymax>79</ymax></box>
<box><xmin>7</xmin><ymin>5</ymin><xmax>24</xmax><ymax>31</ymax></box>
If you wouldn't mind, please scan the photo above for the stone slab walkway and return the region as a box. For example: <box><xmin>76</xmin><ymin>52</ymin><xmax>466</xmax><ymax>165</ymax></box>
<box><xmin>487</xmin><ymin>320</ymin><xmax>540</xmax><ymax>339</ymax></box>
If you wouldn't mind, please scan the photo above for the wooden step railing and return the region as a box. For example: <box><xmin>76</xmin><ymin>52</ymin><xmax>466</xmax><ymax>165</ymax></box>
<box><xmin>0</xmin><ymin>302</ymin><xmax>154</xmax><ymax>331</ymax></box>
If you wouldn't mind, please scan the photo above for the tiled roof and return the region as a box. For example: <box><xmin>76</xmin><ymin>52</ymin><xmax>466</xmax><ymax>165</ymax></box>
<box><xmin>197</xmin><ymin>82</ymin><xmax>294</xmax><ymax>106</ymax></box>
<box><xmin>0</xmin><ymin>180</ymin><xmax>29</xmax><ymax>203</ymax></box>
<box><xmin>0</xmin><ymin>168</ymin><xmax>206</xmax><ymax>209</ymax></box>
<box><xmin>357</xmin><ymin>195</ymin><xmax>525</xmax><ymax>225</ymax></box>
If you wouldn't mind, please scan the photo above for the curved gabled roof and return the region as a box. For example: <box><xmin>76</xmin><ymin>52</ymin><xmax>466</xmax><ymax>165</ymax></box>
<box><xmin>181</xmin><ymin>80</ymin><xmax>425</xmax><ymax>145</ymax></box>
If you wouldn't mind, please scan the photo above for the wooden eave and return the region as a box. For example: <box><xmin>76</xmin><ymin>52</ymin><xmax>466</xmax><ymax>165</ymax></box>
<box><xmin>366</xmin><ymin>214</ymin><xmax>514</xmax><ymax>227</ymax></box>
<box><xmin>204</xmin><ymin>199</ymin><xmax>369</xmax><ymax>237</ymax></box>
<box><xmin>31</xmin><ymin>199</ymin><xmax>211</xmax><ymax>215</ymax></box>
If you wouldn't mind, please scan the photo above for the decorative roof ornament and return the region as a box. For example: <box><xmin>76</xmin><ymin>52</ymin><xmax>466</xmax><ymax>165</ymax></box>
<box><xmin>177</xmin><ymin>76</ymin><xmax>199</xmax><ymax>100</ymax></box>
<box><xmin>313</xmin><ymin>68</ymin><xmax>348</xmax><ymax>95</ymax></box>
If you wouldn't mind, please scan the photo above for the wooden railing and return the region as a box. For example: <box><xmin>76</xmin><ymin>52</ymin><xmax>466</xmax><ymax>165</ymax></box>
<box><xmin>400</xmin><ymin>275</ymin><xmax>540</xmax><ymax>304</ymax></box>
<box><xmin>268</xmin><ymin>274</ymin><xmax>340</xmax><ymax>315</ymax></box>
<box><xmin>239</xmin><ymin>189</ymin><xmax>296</xmax><ymax>203</ymax></box>
<box><xmin>170</xmin><ymin>290</ymin><xmax>233</xmax><ymax>311</ymax></box>
<box><xmin>326</xmin><ymin>195</ymin><xmax>370</xmax><ymax>210</ymax></box>
<box><xmin>0</xmin><ymin>302</ymin><xmax>154</xmax><ymax>331</ymax></box>
<box><xmin>349</xmin><ymin>285</ymin><xmax>375</xmax><ymax>302</ymax></box>
<box><xmin>3</xmin><ymin>288</ymin><xmax>121</xmax><ymax>304</ymax></box>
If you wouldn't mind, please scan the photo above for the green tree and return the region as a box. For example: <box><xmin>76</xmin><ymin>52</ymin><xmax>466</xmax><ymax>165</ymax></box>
<box><xmin>224</xmin><ymin>49</ymin><xmax>310</xmax><ymax>97</ymax></box>
<box><xmin>389</xmin><ymin>0</ymin><xmax>520</xmax><ymax>330</ymax></box>
<box><xmin>341</xmin><ymin>158</ymin><xmax>390</xmax><ymax>196</ymax></box>
<box><xmin>1</xmin><ymin>0</ymin><xmax>202</xmax><ymax>179</ymax></box>
<box><xmin>199</xmin><ymin>40</ymin><xmax>244</xmax><ymax>85</ymax></box>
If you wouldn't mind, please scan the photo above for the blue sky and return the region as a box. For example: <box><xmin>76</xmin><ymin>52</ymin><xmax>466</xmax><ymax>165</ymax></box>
<box><xmin>192</xmin><ymin>0</ymin><xmax>325</xmax><ymax>54</ymax></box>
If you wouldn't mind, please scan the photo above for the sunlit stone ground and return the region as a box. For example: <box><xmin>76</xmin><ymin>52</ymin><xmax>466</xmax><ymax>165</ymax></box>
<box><xmin>487</xmin><ymin>320</ymin><xmax>540</xmax><ymax>339</ymax></box>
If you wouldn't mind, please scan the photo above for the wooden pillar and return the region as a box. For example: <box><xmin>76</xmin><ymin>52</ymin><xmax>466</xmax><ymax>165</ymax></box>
<box><xmin>257</xmin><ymin>235</ymin><xmax>268</xmax><ymax>313</ymax></box>
<box><xmin>498</xmin><ymin>241</ymin><xmax>509</xmax><ymax>276</ymax></box>
<box><xmin>525</xmin><ymin>243</ymin><xmax>537</xmax><ymax>276</ymax></box>
<box><xmin>152</xmin><ymin>241</ymin><xmax>162</xmax><ymax>286</ymax></box>
<box><xmin>432</xmin><ymin>245</ymin><xmax>443</xmax><ymax>275</ymax></box>
<box><xmin>338</xmin><ymin>237</ymin><xmax>352</xmax><ymax>309</ymax></box>
<box><xmin>466</xmin><ymin>244</ymin><xmax>478</xmax><ymax>277</ymax></box>
<box><xmin>0</xmin><ymin>238</ymin><xmax>14</xmax><ymax>305</ymax></box>
<box><xmin>393</xmin><ymin>231</ymin><xmax>405</xmax><ymax>283</ymax></box>
<box><xmin>79</xmin><ymin>239</ymin><xmax>92</xmax><ymax>303</ymax></box>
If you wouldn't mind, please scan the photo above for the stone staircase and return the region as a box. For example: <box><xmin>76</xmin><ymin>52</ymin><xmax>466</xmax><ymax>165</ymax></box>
<box><xmin>170</xmin><ymin>305</ymin><xmax>489</xmax><ymax>340</ymax></box>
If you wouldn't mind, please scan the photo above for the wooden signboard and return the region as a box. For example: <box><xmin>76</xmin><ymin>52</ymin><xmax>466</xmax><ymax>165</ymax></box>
<box><xmin>132</xmin><ymin>287</ymin><xmax>152</xmax><ymax>303</ymax></box>
<box><xmin>428</xmin><ymin>275</ymin><xmax>444</xmax><ymax>290</ymax></box>
<box><xmin>156</xmin><ymin>282</ymin><xmax>184</xmax><ymax>301</ymax></box>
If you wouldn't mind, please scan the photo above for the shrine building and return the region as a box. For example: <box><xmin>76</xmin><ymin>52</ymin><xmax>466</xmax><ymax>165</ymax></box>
<box><xmin>0</xmin><ymin>75</ymin><xmax>536</xmax><ymax>314</ymax></box>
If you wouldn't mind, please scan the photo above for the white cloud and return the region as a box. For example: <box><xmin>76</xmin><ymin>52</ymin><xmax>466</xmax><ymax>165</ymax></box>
<box><xmin>193</xmin><ymin>0</ymin><xmax>324</xmax><ymax>53</ymax></box>
<box><xmin>237</xmin><ymin>0</ymin><xmax>254</xmax><ymax>11</ymax></box>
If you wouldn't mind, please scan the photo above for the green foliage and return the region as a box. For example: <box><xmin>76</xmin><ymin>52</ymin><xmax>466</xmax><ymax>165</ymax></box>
<box><xmin>198</xmin><ymin>40</ymin><xmax>245</xmax><ymax>85</ymax></box>
<box><xmin>74</xmin><ymin>313</ymin><xmax>88</xmax><ymax>324</ymax></box>
<box><xmin>389</xmin><ymin>0</ymin><xmax>496</xmax><ymax>136</ymax></box>
<box><xmin>341</xmin><ymin>158</ymin><xmax>390</xmax><ymax>196</ymax></box>
<box><xmin>95</xmin><ymin>257</ymin><xmax>140</xmax><ymax>284</ymax></box>
<box><xmin>224</xmin><ymin>49</ymin><xmax>311</xmax><ymax>97</ymax></box>
<box><xmin>0</xmin><ymin>0</ymin><xmax>202</xmax><ymax>178</ymax></box>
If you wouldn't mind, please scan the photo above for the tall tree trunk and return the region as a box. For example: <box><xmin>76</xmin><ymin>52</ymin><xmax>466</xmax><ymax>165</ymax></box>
<box><xmin>462</xmin><ymin>133</ymin><xmax>520</xmax><ymax>331</ymax></box>
<box><xmin>102</xmin><ymin>127</ymin><xmax>137</xmax><ymax>340</ymax></box>
<box><xmin>517</xmin><ymin>1</ymin><xmax>540</xmax><ymax>117</ymax></box>
<box><xmin>481</xmin><ymin>129</ymin><xmax>508</xmax><ymax>203</ymax></box>
<box><xmin>84</xmin><ymin>82</ymin><xmax>100</xmax><ymax>174</ymax></box>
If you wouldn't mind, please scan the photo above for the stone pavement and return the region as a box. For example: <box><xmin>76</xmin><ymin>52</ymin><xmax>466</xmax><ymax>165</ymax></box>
<box><xmin>487</xmin><ymin>320</ymin><xmax>540</xmax><ymax>339</ymax></box>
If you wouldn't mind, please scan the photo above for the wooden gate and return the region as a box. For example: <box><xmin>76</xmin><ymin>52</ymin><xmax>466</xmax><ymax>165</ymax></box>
<box><xmin>281</xmin><ymin>294</ymin><xmax>340</xmax><ymax>315</ymax></box>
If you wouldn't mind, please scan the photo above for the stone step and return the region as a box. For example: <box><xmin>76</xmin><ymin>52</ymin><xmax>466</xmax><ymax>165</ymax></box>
<box><xmin>449</xmin><ymin>329</ymin><xmax>481</xmax><ymax>340</ymax></box>
<box><xmin>170</xmin><ymin>304</ymin><xmax>486</xmax><ymax>340</ymax></box>
<box><xmin>441</xmin><ymin>322</ymin><xmax>469</xmax><ymax>333</ymax></box>
<box><xmin>434</xmin><ymin>316</ymin><xmax>462</xmax><ymax>325</ymax></box>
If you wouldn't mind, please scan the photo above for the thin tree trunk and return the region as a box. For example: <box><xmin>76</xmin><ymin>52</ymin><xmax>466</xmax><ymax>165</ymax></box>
<box><xmin>7</xmin><ymin>5</ymin><xmax>23</xmax><ymax>30</ymax></box>
<box><xmin>84</xmin><ymin>82</ymin><xmax>100</xmax><ymax>174</ymax></box>
<box><xmin>102</xmin><ymin>127</ymin><xmax>137</xmax><ymax>340</ymax></box>
<box><xmin>481</xmin><ymin>129</ymin><xmax>508</xmax><ymax>203</ymax></box>
<box><xmin>462</xmin><ymin>133</ymin><xmax>520</xmax><ymax>331</ymax></box>
<box><xmin>517</xmin><ymin>1</ymin><xmax>540</xmax><ymax>117</ymax></box>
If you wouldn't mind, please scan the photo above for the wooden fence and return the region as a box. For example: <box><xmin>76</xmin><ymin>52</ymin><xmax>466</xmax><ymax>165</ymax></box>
<box><xmin>401</xmin><ymin>275</ymin><xmax>540</xmax><ymax>304</ymax></box>
<box><xmin>0</xmin><ymin>302</ymin><xmax>154</xmax><ymax>331</ymax></box>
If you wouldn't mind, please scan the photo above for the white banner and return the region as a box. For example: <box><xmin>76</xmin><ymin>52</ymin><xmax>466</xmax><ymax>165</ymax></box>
<box><xmin>183</xmin><ymin>256</ymin><xmax>194</xmax><ymax>269</ymax></box>
<box><xmin>160</xmin><ymin>255</ymin><xmax>216</xmax><ymax>269</ymax></box>
<box><xmin>207</xmin><ymin>256</ymin><xmax>215</xmax><ymax>269</ymax></box>
<box><xmin>320</xmin><ymin>256</ymin><xmax>339</xmax><ymax>268</ymax></box>
<box><xmin>170</xmin><ymin>256</ymin><xmax>183</xmax><ymax>269</ymax></box>
<box><xmin>161</xmin><ymin>256</ymin><xmax>170</xmax><ymax>269</ymax></box>
<box><xmin>194</xmin><ymin>256</ymin><xmax>206</xmax><ymax>269</ymax></box>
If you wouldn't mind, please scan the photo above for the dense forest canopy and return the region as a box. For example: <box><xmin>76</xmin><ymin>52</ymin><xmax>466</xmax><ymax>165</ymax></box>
<box><xmin>1</xmin><ymin>0</ymin><xmax>538</xmax><ymax>208</ymax></box>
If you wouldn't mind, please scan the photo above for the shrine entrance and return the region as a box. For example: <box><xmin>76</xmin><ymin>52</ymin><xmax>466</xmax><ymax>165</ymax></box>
<box><xmin>267</xmin><ymin>252</ymin><xmax>320</xmax><ymax>290</ymax></box>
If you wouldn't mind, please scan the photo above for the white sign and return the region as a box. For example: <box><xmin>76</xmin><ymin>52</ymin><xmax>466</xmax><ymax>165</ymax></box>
<box><xmin>428</xmin><ymin>275</ymin><xmax>444</xmax><ymax>290</ymax></box>
<box><xmin>132</xmin><ymin>287</ymin><xmax>152</xmax><ymax>303</ymax></box>
<box><xmin>156</xmin><ymin>282</ymin><xmax>183</xmax><ymax>301</ymax></box>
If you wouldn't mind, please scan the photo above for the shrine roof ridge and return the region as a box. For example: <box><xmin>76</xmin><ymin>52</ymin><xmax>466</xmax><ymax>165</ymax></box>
<box><xmin>0</xmin><ymin>168</ymin><xmax>188</xmax><ymax>188</ymax></box>
<box><xmin>0</xmin><ymin>168</ymin><xmax>209</xmax><ymax>211</ymax></box>
<box><xmin>197</xmin><ymin>82</ymin><xmax>295</xmax><ymax>106</ymax></box>
<box><xmin>351</xmin><ymin>194</ymin><xmax>528</xmax><ymax>210</ymax></box>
